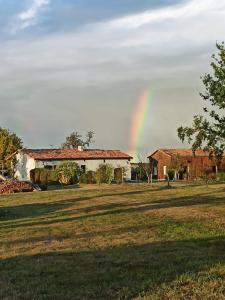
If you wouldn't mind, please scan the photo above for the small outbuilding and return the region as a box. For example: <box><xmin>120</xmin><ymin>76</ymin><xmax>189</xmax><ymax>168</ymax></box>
<box><xmin>148</xmin><ymin>149</ymin><xmax>225</xmax><ymax>180</ymax></box>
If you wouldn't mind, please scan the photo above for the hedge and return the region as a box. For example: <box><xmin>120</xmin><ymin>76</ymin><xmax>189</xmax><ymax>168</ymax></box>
<box><xmin>30</xmin><ymin>168</ymin><xmax>58</xmax><ymax>185</ymax></box>
<box><xmin>79</xmin><ymin>171</ymin><xmax>96</xmax><ymax>184</ymax></box>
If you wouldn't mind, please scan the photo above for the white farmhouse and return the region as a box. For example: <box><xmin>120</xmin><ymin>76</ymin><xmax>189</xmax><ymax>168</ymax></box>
<box><xmin>13</xmin><ymin>147</ymin><xmax>132</xmax><ymax>181</ymax></box>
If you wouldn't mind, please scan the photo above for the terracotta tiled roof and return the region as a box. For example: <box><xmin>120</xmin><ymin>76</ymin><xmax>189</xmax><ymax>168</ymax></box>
<box><xmin>149</xmin><ymin>149</ymin><xmax>211</xmax><ymax>158</ymax></box>
<box><xmin>21</xmin><ymin>149</ymin><xmax>132</xmax><ymax>160</ymax></box>
<box><xmin>161</xmin><ymin>149</ymin><xmax>210</xmax><ymax>157</ymax></box>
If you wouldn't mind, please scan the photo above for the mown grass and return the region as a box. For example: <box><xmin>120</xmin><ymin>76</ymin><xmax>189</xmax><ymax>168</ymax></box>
<box><xmin>0</xmin><ymin>182</ymin><xmax>225</xmax><ymax>299</ymax></box>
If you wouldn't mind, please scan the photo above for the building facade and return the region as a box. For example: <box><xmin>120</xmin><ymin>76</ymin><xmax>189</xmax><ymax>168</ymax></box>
<box><xmin>14</xmin><ymin>148</ymin><xmax>132</xmax><ymax>181</ymax></box>
<box><xmin>148</xmin><ymin>149</ymin><xmax>225</xmax><ymax>180</ymax></box>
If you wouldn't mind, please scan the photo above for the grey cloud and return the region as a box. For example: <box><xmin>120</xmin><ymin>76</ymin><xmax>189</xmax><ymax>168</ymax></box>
<box><xmin>0</xmin><ymin>0</ymin><xmax>224</xmax><ymax>154</ymax></box>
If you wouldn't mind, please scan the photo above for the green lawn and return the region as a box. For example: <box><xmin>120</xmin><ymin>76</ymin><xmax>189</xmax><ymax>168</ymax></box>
<box><xmin>0</xmin><ymin>183</ymin><xmax>225</xmax><ymax>299</ymax></box>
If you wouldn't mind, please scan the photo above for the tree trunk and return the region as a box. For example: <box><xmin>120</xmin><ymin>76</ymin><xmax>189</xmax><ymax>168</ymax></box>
<box><xmin>167</xmin><ymin>177</ymin><xmax>170</xmax><ymax>187</ymax></box>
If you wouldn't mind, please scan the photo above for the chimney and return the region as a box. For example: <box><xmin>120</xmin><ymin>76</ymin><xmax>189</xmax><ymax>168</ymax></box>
<box><xmin>78</xmin><ymin>145</ymin><xmax>83</xmax><ymax>151</ymax></box>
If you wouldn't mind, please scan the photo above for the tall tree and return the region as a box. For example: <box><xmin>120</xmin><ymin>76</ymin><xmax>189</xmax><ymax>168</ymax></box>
<box><xmin>178</xmin><ymin>42</ymin><xmax>225</xmax><ymax>164</ymax></box>
<box><xmin>0</xmin><ymin>127</ymin><xmax>23</xmax><ymax>170</ymax></box>
<box><xmin>137</xmin><ymin>154</ymin><xmax>152</xmax><ymax>184</ymax></box>
<box><xmin>61</xmin><ymin>131</ymin><xmax>94</xmax><ymax>149</ymax></box>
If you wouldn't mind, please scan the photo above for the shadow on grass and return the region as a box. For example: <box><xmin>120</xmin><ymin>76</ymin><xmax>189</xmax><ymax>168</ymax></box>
<box><xmin>0</xmin><ymin>187</ymin><xmax>166</xmax><ymax>223</ymax></box>
<box><xmin>0</xmin><ymin>200</ymin><xmax>77</xmax><ymax>222</ymax></box>
<box><xmin>1</xmin><ymin>236</ymin><xmax>225</xmax><ymax>299</ymax></box>
<box><xmin>1</xmin><ymin>187</ymin><xmax>224</xmax><ymax>229</ymax></box>
<box><xmin>4</xmin><ymin>223</ymin><xmax>159</xmax><ymax>247</ymax></box>
<box><xmin>0</xmin><ymin>188</ymin><xmax>154</xmax><ymax>218</ymax></box>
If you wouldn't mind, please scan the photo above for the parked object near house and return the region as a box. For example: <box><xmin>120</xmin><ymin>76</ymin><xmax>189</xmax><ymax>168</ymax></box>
<box><xmin>148</xmin><ymin>149</ymin><xmax>225</xmax><ymax>180</ymax></box>
<box><xmin>0</xmin><ymin>180</ymin><xmax>36</xmax><ymax>194</ymax></box>
<box><xmin>12</xmin><ymin>148</ymin><xmax>132</xmax><ymax>182</ymax></box>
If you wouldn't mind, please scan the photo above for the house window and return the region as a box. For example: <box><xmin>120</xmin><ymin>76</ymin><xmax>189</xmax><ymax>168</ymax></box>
<box><xmin>81</xmin><ymin>165</ymin><xmax>86</xmax><ymax>173</ymax></box>
<box><xmin>163</xmin><ymin>166</ymin><xmax>167</xmax><ymax>176</ymax></box>
<box><xmin>44</xmin><ymin>165</ymin><xmax>53</xmax><ymax>170</ymax></box>
<box><xmin>153</xmin><ymin>167</ymin><xmax>157</xmax><ymax>176</ymax></box>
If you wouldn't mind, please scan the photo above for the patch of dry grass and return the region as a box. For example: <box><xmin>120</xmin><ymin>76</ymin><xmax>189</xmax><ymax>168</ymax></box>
<box><xmin>0</xmin><ymin>182</ymin><xmax>225</xmax><ymax>299</ymax></box>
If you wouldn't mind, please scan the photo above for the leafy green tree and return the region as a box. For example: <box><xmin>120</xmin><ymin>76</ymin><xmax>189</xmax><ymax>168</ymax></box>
<box><xmin>55</xmin><ymin>161</ymin><xmax>80</xmax><ymax>185</ymax></box>
<box><xmin>0</xmin><ymin>127</ymin><xmax>23</xmax><ymax>171</ymax></box>
<box><xmin>178</xmin><ymin>43</ymin><xmax>225</xmax><ymax>164</ymax></box>
<box><xmin>61</xmin><ymin>131</ymin><xmax>94</xmax><ymax>149</ymax></box>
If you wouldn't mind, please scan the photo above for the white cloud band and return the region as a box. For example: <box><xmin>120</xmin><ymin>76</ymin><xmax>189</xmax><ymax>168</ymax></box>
<box><xmin>12</xmin><ymin>0</ymin><xmax>50</xmax><ymax>32</ymax></box>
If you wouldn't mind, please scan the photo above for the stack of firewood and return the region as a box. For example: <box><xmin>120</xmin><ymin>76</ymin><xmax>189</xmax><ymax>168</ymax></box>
<box><xmin>0</xmin><ymin>180</ymin><xmax>36</xmax><ymax>194</ymax></box>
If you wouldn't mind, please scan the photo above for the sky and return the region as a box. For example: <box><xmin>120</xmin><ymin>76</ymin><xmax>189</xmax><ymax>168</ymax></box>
<box><xmin>0</xmin><ymin>0</ymin><xmax>225</xmax><ymax>156</ymax></box>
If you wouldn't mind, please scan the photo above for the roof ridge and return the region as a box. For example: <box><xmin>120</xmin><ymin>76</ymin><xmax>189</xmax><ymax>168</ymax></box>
<box><xmin>23</xmin><ymin>148</ymin><xmax>125</xmax><ymax>151</ymax></box>
<box><xmin>20</xmin><ymin>148</ymin><xmax>133</xmax><ymax>160</ymax></box>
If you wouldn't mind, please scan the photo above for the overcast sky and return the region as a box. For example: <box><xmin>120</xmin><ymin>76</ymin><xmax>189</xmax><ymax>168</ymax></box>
<box><xmin>0</xmin><ymin>0</ymin><xmax>225</xmax><ymax>155</ymax></box>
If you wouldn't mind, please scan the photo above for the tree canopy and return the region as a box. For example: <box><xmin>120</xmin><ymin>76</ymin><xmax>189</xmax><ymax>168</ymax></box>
<box><xmin>178</xmin><ymin>42</ymin><xmax>225</xmax><ymax>163</ymax></box>
<box><xmin>0</xmin><ymin>127</ymin><xmax>23</xmax><ymax>169</ymax></box>
<box><xmin>61</xmin><ymin>131</ymin><xmax>94</xmax><ymax>149</ymax></box>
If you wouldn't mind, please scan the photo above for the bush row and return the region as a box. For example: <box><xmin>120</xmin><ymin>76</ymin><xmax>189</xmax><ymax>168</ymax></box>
<box><xmin>30</xmin><ymin>163</ymin><xmax>127</xmax><ymax>185</ymax></box>
<box><xmin>166</xmin><ymin>169</ymin><xmax>225</xmax><ymax>182</ymax></box>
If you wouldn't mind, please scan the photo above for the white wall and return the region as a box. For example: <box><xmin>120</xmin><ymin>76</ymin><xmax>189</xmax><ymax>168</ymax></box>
<box><xmin>14</xmin><ymin>153</ymin><xmax>35</xmax><ymax>181</ymax></box>
<box><xmin>15</xmin><ymin>154</ymin><xmax>131</xmax><ymax>181</ymax></box>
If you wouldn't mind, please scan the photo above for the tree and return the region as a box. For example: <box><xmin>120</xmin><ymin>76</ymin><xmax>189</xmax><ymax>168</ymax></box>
<box><xmin>137</xmin><ymin>154</ymin><xmax>152</xmax><ymax>184</ymax></box>
<box><xmin>202</xmin><ymin>167</ymin><xmax>216</xmax><ymax>187</ymax></box>
<box><xmin>61</xmin><ymin>131</ymin><xmax>94</xmax><ymax>149</ymax></box>
<box><xmin>55</xmin><ymin>161</ymin><xmax>80</xmax><ymax>185</ymax></box>
<box><xmin>168</xmin><ymin>154</ymin><xmax>181</xmax><ymax>180</ymax></box>
<box><xmin>178</xmin><ymin>43</ymin><xmax>225</xmax><ymax>165</ymax></box>
<box><xmin>0</xmin><ymin>127</ymin><xmax>23</xmax><ymax>172</ymax></box>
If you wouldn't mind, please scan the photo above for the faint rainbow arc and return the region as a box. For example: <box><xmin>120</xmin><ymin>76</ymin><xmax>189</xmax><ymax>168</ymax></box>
<box><xmin>129</xmin><ymin>88</ymin><xmax>152</xmax><ymax>161</ymax></box>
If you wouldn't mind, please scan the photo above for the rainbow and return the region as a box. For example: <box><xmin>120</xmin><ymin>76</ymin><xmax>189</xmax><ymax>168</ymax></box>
<box><xmin>129</xmin><ymin>88</ymin><xmax>151</xmax><ymax>161</ymax></box>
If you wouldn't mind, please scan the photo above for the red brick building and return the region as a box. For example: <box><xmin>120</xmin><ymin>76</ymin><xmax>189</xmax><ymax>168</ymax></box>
<box><xmin>148</xmin><ymin>149</ymin><xmax>225</xmax><ymax>180</ymax></box>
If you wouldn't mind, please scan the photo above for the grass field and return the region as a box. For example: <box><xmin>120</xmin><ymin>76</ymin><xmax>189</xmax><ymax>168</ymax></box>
<box><xmin>0</xmin><ymin>183</ymin><xmax>225</xmax><ymax>300</ymax></box>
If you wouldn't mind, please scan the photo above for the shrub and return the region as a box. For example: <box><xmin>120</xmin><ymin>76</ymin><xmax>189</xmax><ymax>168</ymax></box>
<box><xmin>79</xmin><ymin>171</ymin><xmax>96</xmax><ymax>184</ymax></box>
<box><xmin>30</xmin><ymin>168</ymin><xmax>36</xmax><ymax>183</ymax></box>
<box><xmin>167</xmin><ymin>169</ymin><xmax>175</xmax><ymax>181</ymax></box>
<box><xmin>95</xmin><ymin>164</ymin><xmax>114</xmax><ymax>184</ymax></box>
<box><xmin>40</xmin><ymin>169</ymin><xmax>48</xmax><ymax>185</ymax></box>
<box><xmin>55</xmin><ymin>161</ymin><xmax>80</xmax><ymax>185</ymax></box>
<box><xmin>48</xmin><ymin>170</ymin><xmax>58</xmax><ymax>183</ymax></box>
<box><xmin>30</xmin><ymin>168</ymin><xmax>58</xmax><ymax>185</ymax></box>
<box><xmin>30</xmin><ymin>168</ymin><xmax>41</xmax><ymax>184</ymax></box>
<box><xmin>216</xmin><ymin>172</ymin><xmax>225</xmax><ymax>183</ymax></box>
<box><xmin>202</xmin><ymin>168</ymin><xmax>217</xmax><ymax>186</ymax></box>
